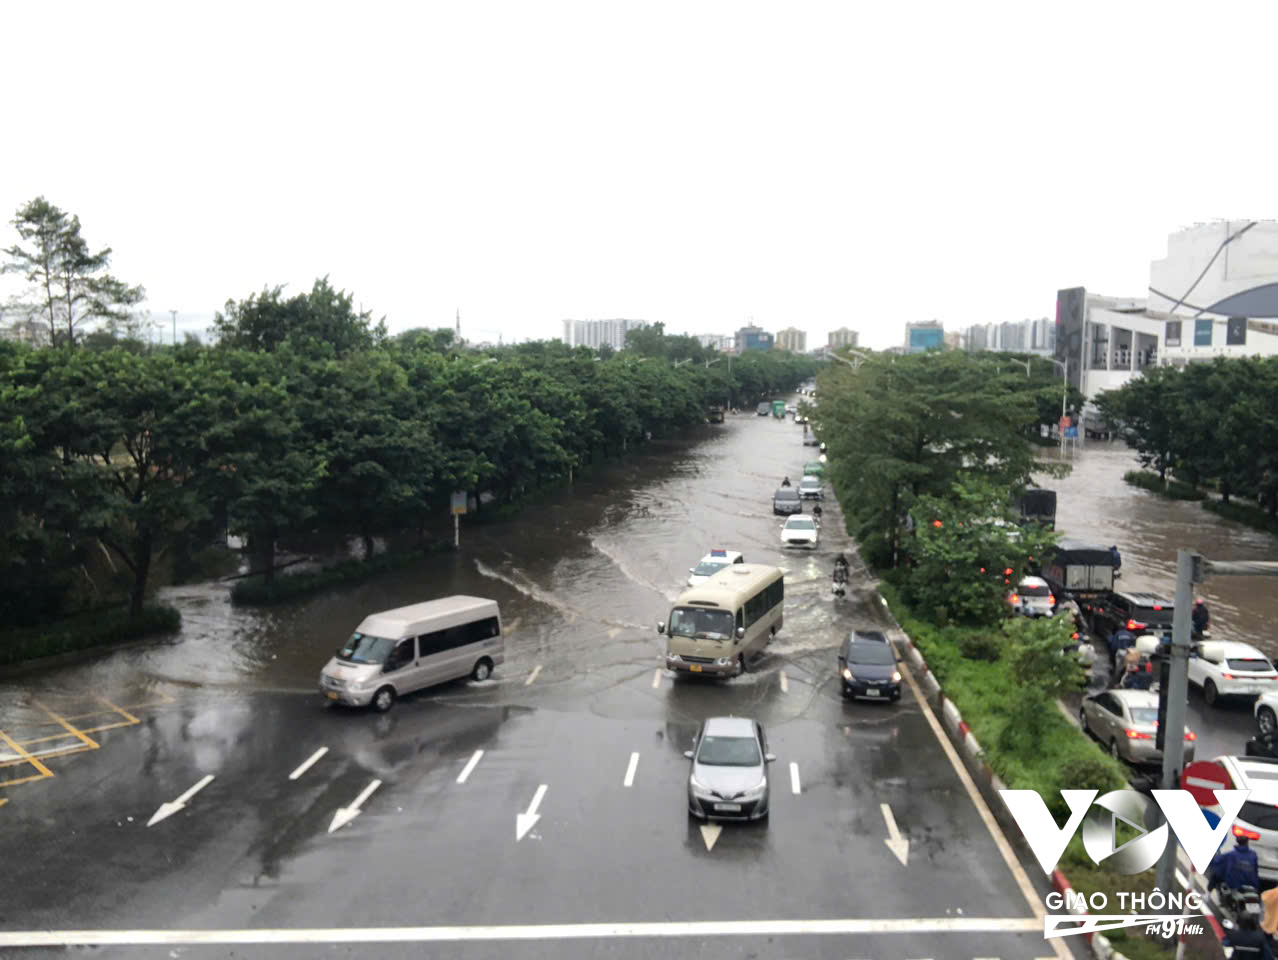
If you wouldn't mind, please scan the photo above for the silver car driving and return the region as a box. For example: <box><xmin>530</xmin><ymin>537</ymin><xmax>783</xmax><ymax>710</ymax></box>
<box><xmin>684</xmin><ymin>716</ymin><xmax>774</xmax><ymax>822</ymax></box>
<box><xmin>1080</xmin><ymin>689</ymin><xmax>1197</xmax><ymax>765</ymax></box>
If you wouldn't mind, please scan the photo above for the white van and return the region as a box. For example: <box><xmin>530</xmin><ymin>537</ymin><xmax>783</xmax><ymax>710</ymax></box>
<box><xmin>658</xmin><ymin>564</ymin><xmax>784</xmax><ymax>677</ymax></box>
<box><xmin>319</xmin><ymin>596</ymin><xmax>504</xmax><ymax>712</ymax></box>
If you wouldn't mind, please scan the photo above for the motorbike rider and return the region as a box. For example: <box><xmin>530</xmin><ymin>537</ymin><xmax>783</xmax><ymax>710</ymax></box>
<box><xmin>812</xmin><ymin>504</ymin><xmax>823</xmax><ymax>523</ymax></box>
<box><xmin>1192</xmin><ymin>596</ymin><xmax>1211</xmax><ymax>637</ymax></box>
<box><xmin>1209</xmin><ymin>835</ymin><xmax>1262</xmax><ymax>914</ymax></box>
<box><xmin>1225</xmin><ymin>912</ymin><xmax>1274</xmax><ymax>959</ymax></box>
<box><xmin>833</xmin><ymin>553</ymin><xmax>850</xmax><ymax>583</ymax></box>
<box><xmin>781</xmin><ymin>476</ymin><xmax>792</xmax><ymax>487</ymax></box>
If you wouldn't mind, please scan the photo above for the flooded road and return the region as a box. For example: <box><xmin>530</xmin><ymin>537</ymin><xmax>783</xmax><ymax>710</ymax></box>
<box><xmin>0</xmin><ymin>406</ymin><xmax>1068</xmax><ymax>960</ymax></box>
<box><xmin>1046</xmin><ymin>440</ymin><xmax>1278</xmax><ymax>763</ymax></box>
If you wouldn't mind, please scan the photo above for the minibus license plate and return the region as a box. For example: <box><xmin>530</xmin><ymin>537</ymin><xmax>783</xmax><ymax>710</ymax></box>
<box><xmin>690</xmin><ymin>664</ymin><xmax>702</xmax><ymax>672</ymax></box>
<box><xmin>326</xmin><ymin>691</ymin><xmax>339</xmax><ymax>700</ymax></box>
<box><xmin>866</xmin><ymin>688</ymin><xmax>879</xmax><ymax>697</ymax></box>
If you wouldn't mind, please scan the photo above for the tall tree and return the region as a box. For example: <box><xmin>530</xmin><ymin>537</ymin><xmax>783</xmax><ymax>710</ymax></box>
<box><xmin>2</xmin><ymin>197</ymin><xmax>145</xmax><ymax>347</ymax></box>
<box><xmin>212</xmin><ymin>277</ymin><xmax>387</xmax><ymax>355</ymax></box>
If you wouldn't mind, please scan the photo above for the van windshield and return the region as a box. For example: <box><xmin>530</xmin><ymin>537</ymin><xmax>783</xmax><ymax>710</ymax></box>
<box><xmin>669</xmin><ymin>607</ymin><xmax>734</xmax><ymax>641</ymax></box>
<box><xmin>337</xmin><ymin>632</ymin><xmax>396</xmax><ymax>665</ymax></box>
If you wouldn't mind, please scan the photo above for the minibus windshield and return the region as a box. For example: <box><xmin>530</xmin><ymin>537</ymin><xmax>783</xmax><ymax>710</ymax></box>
<box><xmin>337</xmin><ymin>632</ymin><xmax>396</xmax><ymax>664</ymax></box>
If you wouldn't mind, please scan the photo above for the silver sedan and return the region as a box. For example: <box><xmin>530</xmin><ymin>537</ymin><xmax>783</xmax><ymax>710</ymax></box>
<box><xmin>1079</xmin><ymin>689</ymin><xmax>1197</xmax><ymax>766</ymax></box>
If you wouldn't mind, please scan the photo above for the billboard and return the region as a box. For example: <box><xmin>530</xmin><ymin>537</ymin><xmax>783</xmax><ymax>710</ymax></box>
<box><xmin>1227</xmin><ymin>317</ymin><xmax>1247</xmax><ymax>346</ymax></box>
<box><xmin>1056</xmin><ymin>288</ymin><xmax>1085</xmax><ymax>390</ymax></box>
<box><xmin>907</xmin><ymin>327</ymin><xmax>944</xmax><ymax>353</ymax></box>
<box><xmin>1194</xmin><ymin>319</ymin><xmax>1213</xmax><ymax>346</ymax></box>
<box><xmin>1164</xmin><ymin>321</ymin><xmax>1181</xmax><ymax>347</ymax></box>
<box><xmin>742</xmin><ymin>331</ymin><xmax>773</xmax><ymax>351</ymax></box>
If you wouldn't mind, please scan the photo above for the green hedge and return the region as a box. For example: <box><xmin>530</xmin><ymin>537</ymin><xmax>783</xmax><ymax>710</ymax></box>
<box><xmin>880</xmin><ymin>584</ymin><xmax>1127</xmax><ymax>812</ymax></box>
<box><xmin>1202</xmin><ymin>497</ymin><xmax>1278</xmax><ymax>534</ymax></box>
<box><xmin>0</xmin><ymin>605</ymin><xmax>181</xmax><ymax>667</ymax></box>
<box><xmin>231</xmin><ymin>543</ymin><xmax>451</xmax><ymax>606</ymax></box>
<box><xmin>1122</xmin><ymin>470</ymin><xmax>1206</xmax><ymax>501</ymax></box>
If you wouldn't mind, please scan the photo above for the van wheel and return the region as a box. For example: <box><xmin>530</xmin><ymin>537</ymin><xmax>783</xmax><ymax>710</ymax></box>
<box><xmin>472</xmin><ymin>658</ymin><xmax>493</xmax><ymax>682</ymax></box>
<box><xmin>1080</xmin><ymin>707</ymin><xmax>1090</xmax><ymax>734</ymax></box>
<box><xmin>372</xmin><ymin>686</ymin><xmax>396</xmax><ymax>713</ymax></box>
<box><xmin>1204</xmin><ymin>680</ymin><xmax>1219</xmax><ymax>707</ymax></box>
<box><xmin>737</xmin><ymin>654</ymin><xmax>748</xmax><ymax>676</ymax></box>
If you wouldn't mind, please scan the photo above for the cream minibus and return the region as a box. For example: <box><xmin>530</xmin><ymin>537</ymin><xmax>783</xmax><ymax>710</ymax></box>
<box><xmin>657</xmin><ymin>564</ymin><xmax>784</xmax><ymax>677</ymax></box>
<box><xmin>319</xmin><ymin>596</ymin><xmax>504</xmax><ymax>712</ymax></box>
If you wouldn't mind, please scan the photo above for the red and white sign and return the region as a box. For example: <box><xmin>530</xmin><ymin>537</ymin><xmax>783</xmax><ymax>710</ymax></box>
<box><xmin>1181</xmin><ymin>760</ymin><xmax>1231</xmax><ymax>807</ymax></box>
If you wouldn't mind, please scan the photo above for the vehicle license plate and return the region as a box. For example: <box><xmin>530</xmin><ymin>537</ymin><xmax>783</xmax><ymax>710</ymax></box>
<box><xmin>326</xmin><ymin>691</ymin><xmax>339</xmax><ymax>700</ymax></box>
<box><xmin>866</xmin><ymin>688</ymin><xmax>880</xmax><ymax>697</ymax></box>
<box><xmin>1247</xmin><ymin>902</ymin><xmax>1262</xmax><ymax>914</ymax></box>
<box><xmin>690</xmin><ymin>664</ymin><xmax>702</xmax><ymax>672</ymax></box>
<box><xmin>714</xmin><ymin>803</ymin><xmax>741</xmax><ymax>812</ymax></box>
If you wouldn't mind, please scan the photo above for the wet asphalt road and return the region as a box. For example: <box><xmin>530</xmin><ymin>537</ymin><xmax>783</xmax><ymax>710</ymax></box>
<box><xmin>0</xmin><ymin>407</ymin><xmax>1071</xmax><ymax>959</ymax></box>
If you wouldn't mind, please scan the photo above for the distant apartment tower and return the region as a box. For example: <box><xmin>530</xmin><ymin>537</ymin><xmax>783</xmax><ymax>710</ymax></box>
<box><xmin>828</xmin><ymin>327</ymin><xmax>859</xmax><ymax>349</ymax></box>
<box><xmin>735</xmin><ymin>324</ymin><xmax>774</xmax><ymax>351</ymax></box>
<box><xmin>775</xmin><ymin>327</ymin><xmax>806</xmax><ymax>353</ymax></box>
<box><xmin>561</xmin><ymin>318</ymin><xmax>648</xmax><ymax>350</ymax></box>
<box><xmin>905</xmin><ymin>320</ymin><xmax>945</xmax><ymax>353</ymax></box>
<box><xmin>961</xmin><ymin>318</ymin><xmax>1054</xmax><ymax>355</ymax></box>
<box><xmin>697</xmin><ymin>333</ymin><xmax>734</xmax><ymax>352</ymax></box>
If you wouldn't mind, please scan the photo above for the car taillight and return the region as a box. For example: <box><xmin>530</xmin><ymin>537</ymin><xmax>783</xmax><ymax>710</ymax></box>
<box><xmin>1008</xmin><ymin>594</ymin><xmax>1020</xmax><ymax>604</ymax></box>
<box><xmin>1048</xmin><ymin>595</ymin><xmax>1056</xmax><ymax>605</ymax></box>
<box><xmin>1126</xmin><ymin>619</ymin><xmax>1147</xmax><ymax>631</ymax></box>
<box><xmin>1153</xmin><ymin>605</ymin><xmax>1163</xmax><ymax>611</ymax></box>
<box><xmin>1185</xmin><ymin>731</ymin><xmax>1196</xmax><ymax>741</ymax></box>
<box><xmin>1234</xmin><ymin>825</ymin><xmax>1262</xmax><ymax>841</ymax></box>
<box><xmin>1223</xmin><ymin>674</ymin><xmax>1236</xmax><ymax>680</ymax></box>
<box><xmin>1125</xmin><ymin>729</ymin><xmax>1152</xmax><ymax>740</ymax></box>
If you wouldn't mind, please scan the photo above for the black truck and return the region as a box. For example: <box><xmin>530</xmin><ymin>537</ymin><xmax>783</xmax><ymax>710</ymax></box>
<box><xmin>1016</xmin><ymin>489</ymin><xmax>1057</xmax><ymax>529</ymax></box>
<box><xmin>1037</xmin><ymin>538</ymin><xmax>1116</xmax><ymax>609</ymax></box>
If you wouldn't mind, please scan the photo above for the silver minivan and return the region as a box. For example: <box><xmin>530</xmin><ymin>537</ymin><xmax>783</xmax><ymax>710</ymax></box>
<box><xmin>319</xmin><ymin>596</ymin><xmax>504</xmax><ymax>712</ymax></box>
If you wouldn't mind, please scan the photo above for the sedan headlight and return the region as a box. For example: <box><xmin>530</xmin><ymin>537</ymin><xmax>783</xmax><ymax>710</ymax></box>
<box><xmin>690</xmin><ymin>775</ymin><xmax>713</xmax><ymax>795</ymax></box>
<box><xmin>841</xmin><ymin>667</ymin><xmax>852</xmax><ymax>680</ymax></box>
<box><xmin>667</xmin><ymin>653</ymin><xmax>682</xmax><ymax>663</ymax></box>
<box><xmin>742</xmin><ymin>777</ymin><xmax>767</xmax><ymax>799</ymax></box>
<box><xmin>891</xmin><ymin>671</ymin><xmax>901</xmax><ymax>683</ymax></box>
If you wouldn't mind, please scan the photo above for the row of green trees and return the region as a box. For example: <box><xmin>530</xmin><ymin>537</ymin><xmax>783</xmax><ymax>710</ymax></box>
<box><xmin>1</xmin><ymin>281</ymin><xmax>815</xmax><ymax>629</ymax></box>
<box><xmin>810</xmin><ymin>349</ymin><xmax>1080</xmax><ymax>576</ymax></box>
<box><xmin>1095</xmin><ymin>356</ymin><xmax>1278</xmax><ymax>512</ymax></box>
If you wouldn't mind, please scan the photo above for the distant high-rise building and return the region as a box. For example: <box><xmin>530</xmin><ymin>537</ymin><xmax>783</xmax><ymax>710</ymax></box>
<box><xmin>561</xmin><ymin>318</ymin><xmax>648</xmax><ymax>350</ymax></box>
<box><xmin>735</xmin><ymin>324</ymin><xmax>774</xmax><ymax>352</ymax></box>
<box><xmin>960</xmin><ymin>318</ymin><xmax>1054</xmax><ymax>355</ymax></box>
<box><xmin>905</xmin><ymin>320</ymin><xmax>945</xmax><ymax>354</ymax></box>
<box><xmin>775</xmin><ymin>327</ymin><xmax>806</xmax><ymax>353</ymax></box>
<box><xmin>696</xmin><ymin>333</ymin><xmax>734</xmax><ymax>352</ymax></box>
<box><xmin>827</xmin><ymin>327</ymin><xmax>859</xmax><ymax>349</ymax></box>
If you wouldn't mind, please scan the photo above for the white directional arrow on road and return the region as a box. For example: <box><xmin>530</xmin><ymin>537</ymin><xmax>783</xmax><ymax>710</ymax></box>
<box><xmin>881</xmin><ymin>802</ymin><xmax>909</xmax><ymax>866</ymax></box>
<box><xmin>699</xmin><ymin>824</ymin><xmax>722</xmax><ymax>851</ymax></box>
<box><xmin>516</xmin><ymin>784</ymin><xmax>548</xmax><ymax>841</ymax></box>
<box><xmin>147</xmin><ymin>774</ymin><xmax>215</xmax><ymax>827</ymax></box>
<box><xmin>328</xmin><ymin>779</ymin><xmax>382</xmax><ymax>834</ymax></box>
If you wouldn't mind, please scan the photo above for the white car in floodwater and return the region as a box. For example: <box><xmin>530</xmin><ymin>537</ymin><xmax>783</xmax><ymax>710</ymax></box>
<box><xmin>780</xmin><ymin>515</ymin><xmax>819</xmax><ymax>549</ymax></box>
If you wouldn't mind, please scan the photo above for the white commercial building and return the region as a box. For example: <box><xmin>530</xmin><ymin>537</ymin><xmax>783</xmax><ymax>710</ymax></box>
<box><xmin>827</xmin><ymin>327</ymin><xmax>859</xmax><ymax>349</ymax></box>
<box><xmin>696</xmin><ymin>333</ymin><xmax>734</xmax><ymax>352</ymax></box>
<box><xmin>561</xmin><ymin>318</ymin><xmax>647</xmax><ymax>350</ymax></box>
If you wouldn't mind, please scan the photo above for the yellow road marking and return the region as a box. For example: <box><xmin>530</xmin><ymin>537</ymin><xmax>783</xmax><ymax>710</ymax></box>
<box><xmin>95</xmin><ymin>695</ymin><xmax>140</xmax><ymax>724</ymax></box>
<box><xmin>14</xmin><ymin>731</ymin><xmax>91</xmax><ymax>747</ymax></box>
<box><xmin>0</xmin><ymin>728</ymin><xmax>54</xmax><ymax>779</ymax></box>
<box><xmin>32</xmin><ymin>700</ymin><xmax>99</xmax><ymax>752</ymax></box>
<box><xmin>0</xmin><ymin>797</ymin><xmax>8</xmax><ymax>808</ymax></box>
<box><xmin>78</xmin><ymin>720</ymin><xmax>140</xmax><ymax>735</ymax></box>
<box><xmin>0</xmin><ymin>773</ymin><xmax>51</xmax><ymax>788</ymax></box>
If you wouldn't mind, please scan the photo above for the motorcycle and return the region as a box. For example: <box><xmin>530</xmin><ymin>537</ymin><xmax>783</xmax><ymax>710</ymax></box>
<box><xmin>832</xmin><ymin>566</ymin><xmax>849</xmax><ymax>598</ymax></box>
<box><xmin>1215</xmin><ymin>884</ymin><xmax>1263</xmax><ymax>930</ymax></box>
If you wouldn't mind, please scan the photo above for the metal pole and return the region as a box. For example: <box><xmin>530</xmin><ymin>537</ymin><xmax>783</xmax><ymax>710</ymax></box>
<box><xmin>171</xmin><ymin>309</ymin><xmax>177</xmax><ymax>346</ymax></box>
<box><xmin>454</xmin><ymin>513</ymin><xmax>460</xmax><ymax>549</ymax></box>
<box><xmin>1154</xmin><ymin>549</ymin><xmax>1198</xmax><ymax>897</ymax></box>
<box><xmin>1062</xmin><ymin>358</ymin><xmax>1067</xmax><ymax>454</ymax></box>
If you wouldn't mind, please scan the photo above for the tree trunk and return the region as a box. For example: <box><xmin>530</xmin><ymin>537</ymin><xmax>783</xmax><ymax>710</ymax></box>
<box><xmin>1221</xmin><ymin>480</ymin><xmax>1231</xmax><ymax>505</ymax></box>
<box><xmin>255</xmin><ymin>526</ymin><xmax>277</xmax><ymax>584</ymax></box>
<box><xmin>130</xmin><ymin>529</ymin><xmax>154</xmax><ymax>619</ymax></box>
<box><xmin>362</xmin><ymin>531</ymin><xmax>375</xmax><ymax>562</ymax></box>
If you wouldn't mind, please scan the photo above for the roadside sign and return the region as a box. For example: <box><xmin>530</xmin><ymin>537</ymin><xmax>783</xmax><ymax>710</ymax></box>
<box><xmin>1181</xmin><ymin>760</ymin><xmax>1231</xmax><ymax>806</ymax></box>
<box><xmin>451</xmin><ymin>491</ymin><xmax>468</xmax><ymax>515</ymax></box>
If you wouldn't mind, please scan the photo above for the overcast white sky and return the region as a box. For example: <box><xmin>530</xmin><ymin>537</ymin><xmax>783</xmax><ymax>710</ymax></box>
<box><xmin>3</xmin><ymin>1</ymin><xmax>1275</xmax><ymax>349</ymax></box>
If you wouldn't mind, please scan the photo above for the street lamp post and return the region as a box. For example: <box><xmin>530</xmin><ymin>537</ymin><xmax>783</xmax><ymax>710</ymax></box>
<box><xmin>1045</xmin><ymin>358</ymin><xmax>1068</xmax><ymax>453</ymax></box>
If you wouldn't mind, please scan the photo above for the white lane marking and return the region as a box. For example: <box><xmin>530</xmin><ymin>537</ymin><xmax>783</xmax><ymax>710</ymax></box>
<box><xmin>516</xmin><ymin>784</ymin><xmax>548</xmax><ymax>841</ymax></box>
<box><xmin>881</xmin><ymin>802</ymin><xmax>909</xmax><ymax>866</ymax></box>
<box><xmin>623</xmin><ymin>752</ymin><xmax>639</xmax><ymax>787</ymax></box>
<box><xmin>700</xmin><ymin>824</ymin><xmax>721</xmax><ymax>851</ymax></box>
<box><xmin>456</xmin><ymin>750</ymin><xmax>484</xmax><ymax>784</ymax></box>
<box><xmin>780</xmin><ymin>671</ymin><xmax>789</xmax><ymax>693</ymax></box>
<box><xmin>288</xmin><ymin>747</ymin><xmax>328</xmax><ymax>781</ymax></box>
<box><xmin>789</xmin><ymin>762</ymin><xmax>801</xmax><ymax>794</ymax></box>
<box><xmin>525</xmin><ymin>665</ymin><xmax>542</xmax><ymax>686</ymax></box>
<box><xmin>147</xmin><ymin>774</ymin><xmax>215</xmax><ymax>827</ymax></box>
<box><xmin>652</xmin><ymin>669</ymin><xmax>662</xmax><ymax>688</ymax></box>
<box><xmin>0</xmin><ymin>918</ymin><xmax>1045</xmax><ymax>946</ymax></box>
<box><xmin>328</xmin><ymin>779</ymin><xmax>382</xmax><ymax>834</ymax></box>
<box><xmin>897</xmin><ymin>655</ymin><xmax>1071</xmax><ymax>960</ymax></box>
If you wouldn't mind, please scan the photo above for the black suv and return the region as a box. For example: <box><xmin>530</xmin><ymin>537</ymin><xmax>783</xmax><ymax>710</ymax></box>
<box><xmin>1090</xmin><ymin>591</ymin><xmax>1174</xmax><ymax>650</ymax></box>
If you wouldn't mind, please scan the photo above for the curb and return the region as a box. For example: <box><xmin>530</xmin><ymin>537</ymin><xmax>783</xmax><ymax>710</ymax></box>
<box><xmin>890</xmin><ymin>616</ymin><xmax>1128</xmax><ymax>960</ymax></box>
